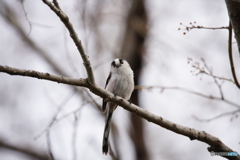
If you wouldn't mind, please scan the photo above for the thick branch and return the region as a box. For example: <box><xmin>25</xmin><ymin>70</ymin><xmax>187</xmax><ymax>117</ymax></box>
<box><xmin>225</xmin><ymin>0</ymin><xmax>240</xmax><ymax>55</ymax></box>
<box><xmin>0</xmin><ymin>139</ymin><xmax>50</xmax><ymax>160</ymax></box>
<box><xmin>0</xmin><ymin>66</ymin><xmax>239</xmax><ymax>160</ymax></box>
<box><xmin>228</xmin><ymin>21</ymin><xmax>240</xmax><ymax>88</ymax></box>
<box><xmin>42</xmin><ymin>0</ymin><xmax>95</xmax><ymax>85</ymax></box>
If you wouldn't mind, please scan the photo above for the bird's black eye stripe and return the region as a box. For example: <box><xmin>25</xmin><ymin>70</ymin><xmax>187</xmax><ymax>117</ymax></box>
<box><xmin>119</xmin><ymin>59</ymin><xmax>124</xmax><ymax>64</ymax></box>
<box><xmin>111</xmin><ymin>61</ymin><xmax>116</xmax><ymax>67</ymax></box>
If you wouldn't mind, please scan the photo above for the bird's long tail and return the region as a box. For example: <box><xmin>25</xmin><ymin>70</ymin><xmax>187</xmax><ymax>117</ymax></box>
<box><xmin>102</xmin><ymin>109</ymin><xmax>114</xmax><ymax>155</ymax></box>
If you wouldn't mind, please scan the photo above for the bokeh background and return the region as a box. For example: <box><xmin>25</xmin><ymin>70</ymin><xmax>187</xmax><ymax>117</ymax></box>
<box><xmin>0</xmin><ymin>0</ymin><xmax>239</xmax><ymax>160</ymax></box>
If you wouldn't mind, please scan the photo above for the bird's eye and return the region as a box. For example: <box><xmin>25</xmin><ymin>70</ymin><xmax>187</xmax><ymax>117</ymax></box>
<box><xmin>119</xmin><ymin>59</ymin><xmax>124</xmax><ymax>64</ymax></box>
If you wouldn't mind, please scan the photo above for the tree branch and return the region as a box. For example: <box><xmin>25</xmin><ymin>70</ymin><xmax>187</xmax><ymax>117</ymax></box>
<box><xmin>225</xmin><ymin>0</ymin><xmax>240</xmax><ymax>55</ymax></box>
<box><xmin>135</xmin><ymin>85</ymin><xmax>240</xmax><ymax>109</ymax></box>
<box><xmin>0</xmin><ymin>65</ymin><xmax>239</xmax><ymax>160</ymax></box>
<box><xmin>52</xmin><ymin>0</ymin><xmax>61</xmax><ymax>10</ymax></box>
<box><xmin>228</xmin><ymin>20</ymin><xmax>240</xmax><ymax>89</ymax></box>
<box><xmin>42</xmin><ymin>0</ymin><xmax>95</xmax><ymax>85</ymax></box>
<box><xmin>0</xmin><ymin>65</ymin><xmax>87</xmax><ymax>87</ymax></box>
<box><xmin>179</xmin><ymin>22</ymin><xmax>229</xmax><ymax>35</ymax></box>
<box><xmin>193</xmin><ymin>109</ymin><xmax>240</xmax><ymax>122</ymax></box>
<box><xmin>0</xmin><ymin>139</ymin><xmax>50</xmax><ymax>160</ymax></box>
<box><xmin>188</xmin><ymin>58</ymin><xmax>235</xmax><ymax>84</ymax></box>
<box><xmin>0</xmin><ymin>1</ymin><xmax>68</xmax><ymax>76</ymax></box>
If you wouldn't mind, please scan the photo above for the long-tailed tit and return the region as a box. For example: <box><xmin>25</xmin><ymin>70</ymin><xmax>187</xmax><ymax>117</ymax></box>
<box><xmin>102</xmin><ymin>58</ymin><xmax>134</xmax><ymax>155</ymax></box>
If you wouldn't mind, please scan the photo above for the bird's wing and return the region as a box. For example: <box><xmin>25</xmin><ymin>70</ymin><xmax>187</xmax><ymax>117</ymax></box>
<box><xmin>102</xmin><ymin>72</ymin><xmax>112</xmax><ymax>113</ymax></box>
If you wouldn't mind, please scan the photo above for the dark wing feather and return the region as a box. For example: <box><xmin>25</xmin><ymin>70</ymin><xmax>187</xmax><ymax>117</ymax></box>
<box><xmin>102</xmin><ymin>72</ymin><xmax>112</xmax><ymax>112</ymax></box>
<box><xmin>105</xmin><ymin>72</ymin><xmax>112</xmax><ymax>88</ymax></box>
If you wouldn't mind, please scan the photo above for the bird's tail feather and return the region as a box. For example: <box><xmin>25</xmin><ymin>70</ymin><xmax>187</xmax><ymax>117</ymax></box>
<box><xmin>102</xmin><ymin>110</ymin><xmax>114</xmax><ymax>155</ymax></box>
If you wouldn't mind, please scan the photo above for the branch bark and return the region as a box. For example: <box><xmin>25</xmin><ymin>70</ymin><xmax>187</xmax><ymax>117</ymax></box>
<box><xmin>42</xmin><ymin>0</ymin><xmax>95</xmax><ymax>85</ymax></box>
<box><xmin>0</xmin><ymin>65</ymin><xmax>239</xmax><ymax>160</ymax></box>
<box><xmin>225</xmin><ymin>0</ymin><xmax>240</xmax><ymax>55</ymax></box>
<box><xmin>228</xmin><ymin>21</ymin><xmax>240</xmax><ymax>88</ymax></box>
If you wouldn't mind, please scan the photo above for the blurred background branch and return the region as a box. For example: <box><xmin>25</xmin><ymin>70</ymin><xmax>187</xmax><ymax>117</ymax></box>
<box><xmin>120</xmin><ymin>0</ymin><xmax>149</xmax><ymax>159</ymax></box>
<box><xmin>0</xmin><ymin>139</ymin><xmax>50</xmax><ymax>160</ymax></box>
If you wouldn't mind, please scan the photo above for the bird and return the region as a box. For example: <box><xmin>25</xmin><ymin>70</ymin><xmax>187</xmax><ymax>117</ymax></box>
<box><xmin>102</xmin><ymin>58</ymin><xmax>134</xmax><ymax>155</ymax></box>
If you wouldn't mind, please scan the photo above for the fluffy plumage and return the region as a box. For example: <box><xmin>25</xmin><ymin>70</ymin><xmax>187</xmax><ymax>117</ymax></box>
<box><xmin>102</xmin><ymin>58</ymin><xmax>134</xmax><ymax>155</ymax></box>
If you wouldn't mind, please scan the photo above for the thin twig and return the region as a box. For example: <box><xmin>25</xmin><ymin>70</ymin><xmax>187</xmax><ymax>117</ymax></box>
<box><xmin>19</xmin><ymin>0</ymin><xmax>32</xmax><ymax>36</ymax></box>
<box><xmin>201</xmin><ymin>59</ymin><xmax>225</xmax><ymax>99</ymax></box>
<box><xmin>135</xmin><ymin>85</ymin><xmax>240</xmax><ymax>109</ymax></box>
<box><xmin>199</xmin><ymin>70</ymin><xmax>234</xmax><ymax>84</ymax></box>
<box><xmin>188</xmin><ymin>58</ymin><xmax>235</xmax><ymax>84</ymax></box>
<box><xmin>46</xmin><ymin>131</ymin><xmax>54</xmax><ymax>160</ymax></box>
<box><xmin>193</xmin><ymin>109</ymin><xmax>240</xmax><ymax>122</ymax></box>
<box><xmin>228</xmin><ymin>20</ymin><xmax>240</xmax><ymax>89</ymax></box>
<box><xmin>34</xmin><ymin>89</ymin><xmax>77</xmax><ymax>140</ymax></box>
<box><xmin>72</xmin><ymin>113</ymin><xmax>79</xmax><ymax>160</ymax></box>
<box><xmin>0</xmin><ymin>139</ymin><xmax>50</xmax><ymax>160</ymax></box>
<box><xmin>36</xmin><ymin>99</ymin><xmax>96</xmax><ymax>141</ymax></box>
<box><xmin>0</xmin><ymin>1</ymin><xmax>69</xmax><ymax>76</ymax></box>
<box><xmin>83</xmin><ymin>89</ymin><xmax>102</xmax><ymax>111</ymax></box>
<box><xmin>179</xmin><ymin>22</ymin><xmax>229</xmax><ymax>35</ymax></box>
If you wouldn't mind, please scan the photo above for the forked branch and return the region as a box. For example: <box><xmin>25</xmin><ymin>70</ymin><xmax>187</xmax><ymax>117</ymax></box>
<box><xmin>42</xmin><ymin>0</ymin><xmax>95</xmax><ymax>85</ymax></box>
<box><xmin>0</xmin><ymin>65</ymin><xmax>239</xmax><ymax>160</ymax></box>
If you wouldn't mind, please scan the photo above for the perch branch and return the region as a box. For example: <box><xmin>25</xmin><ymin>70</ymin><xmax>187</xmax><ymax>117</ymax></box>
<box><xmin>0</xmin><ymin>65</ymin><xmax>239</xmax><ymax>160</ymax></box>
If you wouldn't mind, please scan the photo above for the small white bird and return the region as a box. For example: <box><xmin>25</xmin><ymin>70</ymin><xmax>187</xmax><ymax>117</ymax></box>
<box><xmin>102</xmin><ymin>58</ymin><xmax>134</xmax><ymax>155</ymax></box>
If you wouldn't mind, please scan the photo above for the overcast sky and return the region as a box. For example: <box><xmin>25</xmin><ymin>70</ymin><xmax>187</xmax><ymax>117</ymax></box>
<box><xmin>0</xmin><ymin>0</ymin><xmax>239</xmax><ymax>160</ymax></box>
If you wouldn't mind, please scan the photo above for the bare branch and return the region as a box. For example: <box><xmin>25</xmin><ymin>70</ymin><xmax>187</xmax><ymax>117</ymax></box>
<box><xmin>0</xmin><ymin>65</ymin><xmax>88</xmax><ymax>87</ymax></box>
<box><xmin>135</xmin><ymin>85</ymin><xmax>240</xmax><ymax>109</ymax></box>
<box><xmin>52</xmin><ymin>0</ymin><xmax>61</xmax><ymax>10</ymax></box>
<box><xmin>34</xmin><ymin>89</ymin><xmax>78</xmax><ymax>140</ymax></box>
<box><xmin>228</xmin><ymin>21</ymin><xmax>240</xmax><ymax>89</ymax></box>
<box><xmin>0</xmin><ymin>66</ymin><xmax>239</xmax><ymax>159</ymax></box>
<box><xmin>225</xmin><ymin>0</ymin><xmax>240</xmax><ymax>55</ymax></box>
<box><xmin>72</xmin><ymin>113</ymin><xmax>79</xmax><ymax>160</ymax></box>
<box><xmin>201</xmin><ymin>59</ymin><xmax>225</xmax><ymax>99</ymax></box>
<box><xmin>0</xmin><ymin>1</ymin><xmax>68</xmax><ymax>76</ymax></box>
<box><xmin>19</xmin><ymin>0</ymin><xmax>32</xmax><ymax>36</ymax></box>
<box><xmin>179</xmin><ymin>22</ymin><xmax>229</xmax><ymax>35</ymax></box>
<box><xmin>193</xmin><ymin>109</ymin><xmax>240</xmax><ymax>122</ymax></box>
<box><xmin>46</xmin><ymin>131</ymin><xmax>54</xmax><ymax>160</ymax></box>
<box><xmin>188</xmin><ymin>58</ymin><xmax>235</xmax><ymax>84</ymax></box>
<box><xmin>42</xmin><ymin>0</ymin><xmax>95</xmax><ymax>85</ymax></box>
<box><xmin>83</xmin><ymin>89</ymin><xmax>102</xmax><ymax>111</ymax></box>
<box><xmin>0</xmin><ymin>139</ymin><xmax>50</xmax><ymax>160</ymax></box>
